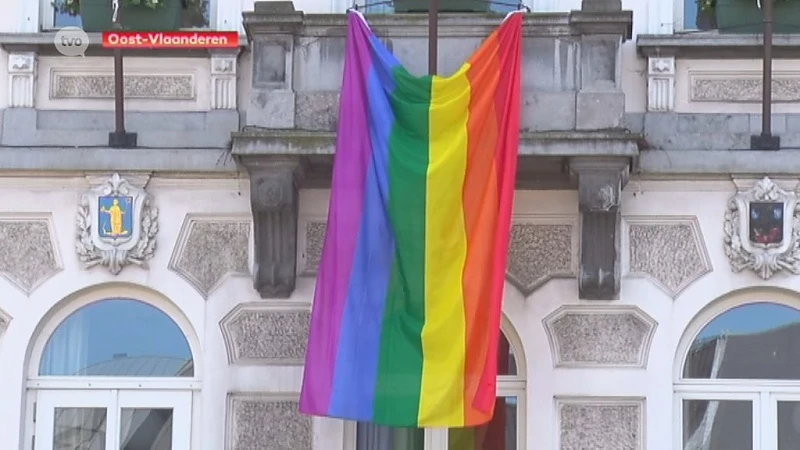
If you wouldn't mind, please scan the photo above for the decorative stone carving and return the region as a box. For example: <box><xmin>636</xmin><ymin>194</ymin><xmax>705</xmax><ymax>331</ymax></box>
<box><xmin>570</xmin><ymin>157</ymin><xmax>630</xmax><ymax>300</ymax></box>
<box><xmin>50</xmin><ymin>71</ymin><xmax>195</xmax><ymax>100</ymax></box>
<box><xmin>297</xmin><ymin>218</ymin><xmax>326</xmax><ymax>275</ymax></box>
<box><xmin>240</xmin><ymin>157</ymin><xmax>305</xmax><ymax>298</ymax></box>
<box><xmin>648</xmin><ymin>56</ymin><xmax>674</xmax><ymax>111</ymax></box>
<box><xmin>505</xmin><ymin>216</ymin><xmax>578</xmax><ymax>296</ymax></box>
<box><xmin>543</xmin><ymin>305</ymin><xmax>657</xmax><ymax>368</ymax></box>
<box><xmin>211</xmin><ymin>53</ymin><xmax>238</xmax><ymax>109</ymax></box>
<box><xmin>169</xmin><ymin>215</ymin><xmax>250</xmax><ymax>299</ymax></box>
<box><xmin>691</xmin><ymin>73</ymin><xmax>800</xmax><ymax>103</ymax></box>
<box><xmin>8</xmin><ymin>52</ymin><xmax>36</xmax><ymax>108</ymax></box>
<box><xmin>0</xmin><ymin>215</ymin><xmax>61</xmax><ymax>294</ymax></box>
<box><xmin>220</xmin><ymin>302</ymin><xmax>310</xmax><ymax>365</ymax></box>
<box><xmin>226</xmin><ymin>394</ymin><xmax>312</xmax><ymax>450</ymax></box>
<box><xmin>626</xmin><ymin>216</ymin><xmax>712</xmax><ymax>298</ymax></box>
<box><xmin>76</xmin><ymin>173</ymin><xmax>158</xmax><ymax>275</ymax></box>
<box><xmin>557</xmin><ymin>398</ymin><xmax>644</xmax><ymax>450</ymax></box>
<box><xmin>724</xmin><ymin>177</ymin><xmax>800</xmax><ymax>279</ymax></box>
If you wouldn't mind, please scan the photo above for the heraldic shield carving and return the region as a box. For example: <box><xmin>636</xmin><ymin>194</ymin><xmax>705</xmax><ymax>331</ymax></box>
<box><xmin>724</xmin><ymin>177</ymin><xmax>800</xmax><ymax>279</ymax></box>
<box><xmin>76</xmin><ymin>173</ymin><xmax>158</xmax><ymax>274</ymax></box>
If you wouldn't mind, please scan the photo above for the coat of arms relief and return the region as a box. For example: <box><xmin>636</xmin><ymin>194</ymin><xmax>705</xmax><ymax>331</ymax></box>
<box><xmin>76</xmin><ymin>173</ymin><xmax>158</xmax><ymax>274</ymax></box>
<box><xmin>724</xmin><ymin>177</ymin><xmax>800</xmax><ymax>279</ymax></box>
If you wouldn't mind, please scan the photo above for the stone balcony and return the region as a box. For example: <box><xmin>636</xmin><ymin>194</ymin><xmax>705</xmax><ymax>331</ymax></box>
<box><xmin>234</xmin><ymin>1</ymin><xmax>638</xmax><ymax>179</ymax></box>
<box><xmin>232</xmin><ymin>0</ymin><xmax>639</xmax><ymax>302</ymax></box>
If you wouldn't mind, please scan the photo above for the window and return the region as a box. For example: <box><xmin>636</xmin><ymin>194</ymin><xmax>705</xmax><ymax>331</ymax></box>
<box><xmin>351</xmin><ymin>324</ymin><xmax>526</xmax><ymax>450</ymax></box>
<box><xmin>46</xmin><ymin>0</ymin><xmax>210</xmax><ymax>29</ymax></box>
<box><xmin>27</xmin><ymin>296</ymin><xmax>198</xmax><ymax>450</ymax></box>
<box><xmin>676</xmin><ymin>301</ymin><xmax>800</xmax><ymax>450</ymax></box>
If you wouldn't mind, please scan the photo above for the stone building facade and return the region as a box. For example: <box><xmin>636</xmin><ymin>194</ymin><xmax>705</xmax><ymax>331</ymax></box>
<box><xmin>0</xmin><ymin>0</ymin><xmax>799</xmax><ymax>448</ymax></box>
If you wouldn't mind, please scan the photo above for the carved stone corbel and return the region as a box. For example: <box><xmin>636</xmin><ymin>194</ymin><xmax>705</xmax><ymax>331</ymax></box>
<box><xmin>242</xmin><ymin>157</ymin><xmax>305</xmax><ymax>298</ymax></box>
<box><xmin>570</xmin><ymin>157</ymin><xmax>630</xmax><ymax>300</ymax></box>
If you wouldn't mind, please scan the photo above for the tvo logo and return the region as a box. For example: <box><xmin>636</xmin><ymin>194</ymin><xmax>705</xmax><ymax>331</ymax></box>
<box><xmin>54</xmin><ymin>26</ymin><xmax>89</xmax><ymax>57</ymax></box>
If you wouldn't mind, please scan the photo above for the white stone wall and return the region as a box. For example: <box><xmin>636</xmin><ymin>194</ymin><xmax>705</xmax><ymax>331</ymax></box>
<box><xmin>2</xmin><ymin>175</ymin><xmax>798</xmax><ymax>449</ymax></box>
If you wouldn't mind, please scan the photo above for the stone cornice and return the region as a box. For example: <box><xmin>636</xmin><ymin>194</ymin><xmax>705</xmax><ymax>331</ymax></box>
<box><xmin>637</xmin><ymin>32</ymin><xmax>800</xmax><ymax>59</ymax></box>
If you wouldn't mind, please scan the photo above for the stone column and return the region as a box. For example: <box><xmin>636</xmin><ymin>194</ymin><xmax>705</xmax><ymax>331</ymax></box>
<box><xmin>570</xmin><ymin>157</ymin><xmax>629</xmax><ymax>300</ymax></box>
<box><xmin>243</xmin><ymin>1</ymin><xmax>302</xmax><ymax>128</ymax></box>
<box><xmin>241</xmin><ymin>157</ymin><xmax>305</xmax><ymax>298</ymax></box>
<box><xmin>8</xmin><ymin>52</ymin><xmax>36</xmax><ymax>108</ymax></box>
<box><xmin>575</xmin><ymin>0</ymin><xmax>626</xmax><ymax>130</ymax></box>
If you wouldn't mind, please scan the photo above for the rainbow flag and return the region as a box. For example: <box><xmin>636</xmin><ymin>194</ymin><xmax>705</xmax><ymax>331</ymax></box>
<box><xmin>299</xmin><ymin>10</ymin><xmax>522</xmax><ymax>428</ymax></box>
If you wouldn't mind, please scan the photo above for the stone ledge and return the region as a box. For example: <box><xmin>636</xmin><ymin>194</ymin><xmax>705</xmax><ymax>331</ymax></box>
<box><xmin>0</xmin><ymin>32</ymin><xmax>247</xmax><ymax>57</ymax></box>
<box><xmin>637</xmin><ymin>32</ymin><xmax>800</xmax><ymax>59</ymax></box>
<box><xmin>641</xmin><ymin>113</ymin><xmax>800</xmax><ymax>151</ymax></box>
<box><xmin>231</xmin><ymin>129</ymin><xmax>640</xmax><ymax>189</ymax></box>
<box><xmin>231</xmin><ymin>128</ymin><xmax>641</xmax><ymax>156</ymax></box>
<box><xmin>638</xmin><ymin>149</ymin><xmax>800</xmax><ymax>175</ymax></box>
<box><xmin>1</xmin><ymin>109</ymin><xmax>239</xmax><ymax>148</ymax></box>
<box><xmin>0</xmin><ymin>147</ymin><xmax>238</xmax><ymax>172</ymax></box>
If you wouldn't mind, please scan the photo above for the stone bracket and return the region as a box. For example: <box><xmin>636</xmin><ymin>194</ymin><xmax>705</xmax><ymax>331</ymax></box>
<box><xmin>240</xmin><ymin>156</ymin><xmax>306</xmax><ymax>298</ymax></box>
<box><xmin>570</xmin><ymin>157</ymin><xmax>630</xmax><ymax>300</ymax></box>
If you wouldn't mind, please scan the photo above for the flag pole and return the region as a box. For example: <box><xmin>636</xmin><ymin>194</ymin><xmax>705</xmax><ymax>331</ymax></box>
<box><xmin>428</xmin><ymin>0</ymin><xmax>438</xmax><ymax>75</ymax></box>
<box><xmin>109</xmin><ymin>0</ymin><xmax>137</xmax><ymax>147</ymax></box>
<box><xmin>751</xmin><ymin>0</ymin><xmax>779</xmax><ymax>150</ymax></box>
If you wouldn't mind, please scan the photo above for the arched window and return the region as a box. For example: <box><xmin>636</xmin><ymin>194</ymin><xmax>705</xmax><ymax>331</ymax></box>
<box><xmin>27</xmin><ymin>296</ymin><xmax>198</xmax><ymax>450</ymax></box>
<box><xmin>350</xmin><ymin>322</ymin><xmax>526</xmax><ymax>450</ymax></box>
<box><xmin>39</xmin><ymin>299</ymin><xmax>193</xmax><ymax>377</ymax></box>
<box><xmin>677</xmin><ymin>301</ymin><xmax>800</xmax><ymax>450</ymax></box>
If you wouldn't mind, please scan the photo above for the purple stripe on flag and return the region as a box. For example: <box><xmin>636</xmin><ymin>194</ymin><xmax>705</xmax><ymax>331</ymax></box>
<box><xmin>298</xmin><ymin>13</ymin><xmax>375</xmax><ymax>415</ymax></box>
<box><xmin>327</xmin><ymin>25</ymin><xmax>399</xmax><ymax>420</ymax></box>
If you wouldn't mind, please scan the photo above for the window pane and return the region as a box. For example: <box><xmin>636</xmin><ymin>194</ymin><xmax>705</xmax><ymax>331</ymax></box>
<box><xmin>50</xmin><ymin>0</ymin><xmax>209</xmax><ymax>29</ymax></box>
<box><xmin>356</xmin><ymin>423</ymin><xmax>424</xmax><ymax>450</ymax></box>
<box><xmin>682</xmin><ymin>400</ymin><xmax>752</xmax><ymax>450</ymax></box>
<box><xmin>778</xmin><ymin>401</ymin><xmax>800</xmax><ymax>449</ymax></box>
<box><xmin>54</xmin><ymin>407</ymin><xmax>107</xmax><ymax>450</ymax></box>
<box><xmin>120</xmin><ymin>408</ymin><xmax>173</xmax><ymax>450</ymax></box>
<box><xmin>684</xmin><ymin>0</ymin><xmax>698</xmax><ymax>29</ymax></box>
<box><xmin>448</xmin><ymin>397</ymin><xmax>517</xmax><ymax>450</ymax></box>
<box><xmin>39</xmin><ymin>299</ymin><xmax>194</xmax><ymax>377</ymax></box>
<box><xmin>684</xmin><ymin>302</ymin><xmax>800</xmax><ymax>380</ymax></box>
<box><xmin>181</xmin><ymin>0</ymin><xmax>210</xmax><ymax>28</ymax></box>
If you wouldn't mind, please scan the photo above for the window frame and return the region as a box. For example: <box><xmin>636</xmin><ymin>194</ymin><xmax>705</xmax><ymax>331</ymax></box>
<box><xmin>22</xmin><ymin>285</ymin><xmax>202</xmax><ymax>450</ymax></box>
<box><xmin>32</xmin><ymin>389</ymin><xmax>193</xmax><ymax>450</ymax></box>
<box><xmin>674</xmin><ymin>290</ymin><xmax>800</xmax><ymax>450</ymax></box>
<box><xmin>344</xmin><ymin>315</ymin><xmax>527</xmax><ymax>450</ymax></box>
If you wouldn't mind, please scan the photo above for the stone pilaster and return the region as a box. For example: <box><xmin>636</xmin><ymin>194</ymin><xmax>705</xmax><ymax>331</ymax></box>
<box><xmin>210</xmin><ymin>51</ymin><xmax>239</xmax><ymax>110</ymax></box>
<box><xmin>570</xmin><ymin>157</ymin><xmax>629</xmax><ymax>300</ymax></box>
<box><xmin>243</xmin><ymin>2</ymin><xmax>302</xmax><ymax>128</ymax></box>
<box><xmin>8</xmin><ymin>52</ymin><xmax>36</xmax><ymax>108</ymax></box>
<box><xmin>241</xmin><ymin>157</ymin><xmax>305</xmax><ymax>298</ymax></box>
<box><xmin>647</xmin><ymin>56</ymin><xmax>675</xmax><ymax>111</ymax></box>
